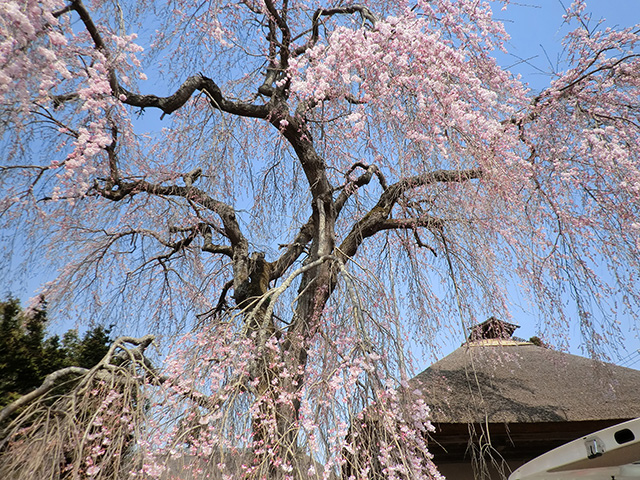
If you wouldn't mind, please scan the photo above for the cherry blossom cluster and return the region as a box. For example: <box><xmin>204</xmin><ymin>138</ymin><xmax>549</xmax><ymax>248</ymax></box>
<box><xmin>288</xmin><ymin>2</ymin><xmax>526</xmax><ymax>182</ymax></box>
<box><xmin>0</xmin><ymin>0</ymin><xmax>69</xmax><ymax>108</ymax></box>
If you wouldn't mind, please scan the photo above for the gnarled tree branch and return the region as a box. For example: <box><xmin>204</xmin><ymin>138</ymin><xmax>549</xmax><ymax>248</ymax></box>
<box><xmin>338</xmin><ymin>168</ymin><xmax>483</xmax><ymax>261</ymax></box>
<box><xmin>0</xmin><ymin>335</ymin><xmax>155</xmax><ymax>425</ymax></box>
<box><xmin>59</xmin><ymin>0</ymin><xmax>270</xmax><ymax>120</ymax></box>
<box><xmin>335</xmin><ymin>162</ymin><xmax>388</xmax><ymax>216</ymax></box>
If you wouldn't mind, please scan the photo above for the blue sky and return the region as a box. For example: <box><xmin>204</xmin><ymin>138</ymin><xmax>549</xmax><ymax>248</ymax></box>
<box><xmin>495</xmin><ymin>0</ymin><xmax>640</xmax><ymax>91</ymax></box>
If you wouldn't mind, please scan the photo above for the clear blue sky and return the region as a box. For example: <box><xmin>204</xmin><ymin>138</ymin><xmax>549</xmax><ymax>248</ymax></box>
<box><xmin>495</xmin><ymin>0</ymin><xmax>640</xmax><ymax>92</ymax></box>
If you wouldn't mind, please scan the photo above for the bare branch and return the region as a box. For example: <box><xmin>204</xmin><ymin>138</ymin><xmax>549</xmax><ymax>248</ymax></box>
<box><xmin>120</xmin><ymin>74</ymin><xmax>271</xmax><ymax>119</ymax></box>
<box><xmin>277</xmin><ymin>114</ymin><xmax>334</xmax><ymax>200</ymax></box>
<box><xmin>338</xmin><ymin>168</ymin><xmax>482</xmax><ymax>261</ymax></box>
<box><xmin>202</xmin><ymin>240</ymin><xmax>234</xmax><ymax>257</ymax></box>
<box><xmin>335</xmin><ymin>162</ymin><xmax>388</xmax><ymax>215</ymax></box>
<box><xmin>97</xmin><ymin>180</ymin><xmax>246</xmax><ymax>251</ymax></box>
<box><xmin>0</xmin><ymin>367</ymin><xmax>88</xmax><ymax>424</ymax></box>
<box><xmin>386</xmin><ymin>168</ymin><xmax>483</xmax><ymax>207</ymax></box>
<box><xmin>557</xmin><ymin>53</ymin><xmax>640</xmax><ymax>95</ymax></box>
<box><xmin>272</xmin><ymin>215</ymin><xmax>315</xmax><ymax>279</ymax></box>
<box><xmin>375</xmin><ymin>216</ymin><xmax>443</xmax><ymax>232</ymax></box>
<box><xmin>0</xmin><ymin>335</ymin><xmax>155</xmax><ymax>426</ymax></box>
<box><xmin>68</xmin><ymin>0</ymin><xmax>118</xmax><ymax>93</ymax></box>
<box><xmin>264</xmin><ymin>0</ymin><xmax>291</xmax><ymax>67</ymax></box>
<box><xmin>60</xmin><ymin>1</ymin><xmax>270</xmax><ymax>119</ymax></box>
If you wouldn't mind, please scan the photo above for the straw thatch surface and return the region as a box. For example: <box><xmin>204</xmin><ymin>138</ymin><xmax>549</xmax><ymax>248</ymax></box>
<box><xmin>413</xmin><ymin>340</ymin><xmax>640</xmax><ymax>424</ymax></box>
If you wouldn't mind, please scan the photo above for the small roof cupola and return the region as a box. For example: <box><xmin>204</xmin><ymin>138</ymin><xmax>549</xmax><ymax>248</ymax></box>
<box><xmin>468</xmin><ymin>316</ymin><xmax>519</xmax><ymax>342</ymax></box>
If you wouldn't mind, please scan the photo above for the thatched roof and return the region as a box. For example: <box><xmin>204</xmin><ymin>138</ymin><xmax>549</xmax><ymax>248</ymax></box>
<box><xmin>413</xmin><ymin>338</ymin><xmax>640</xmax><ymax>425</ymax></box>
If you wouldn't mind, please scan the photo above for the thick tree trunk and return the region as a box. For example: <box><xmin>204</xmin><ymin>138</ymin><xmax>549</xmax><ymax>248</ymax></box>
<box><xmin>244</xmin><ymin>260</ymin><xmax>336</xmax><ymax>479</ymax></box>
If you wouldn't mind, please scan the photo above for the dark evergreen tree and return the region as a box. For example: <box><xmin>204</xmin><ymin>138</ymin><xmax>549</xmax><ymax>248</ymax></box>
<box><xmin>0</xmin><ymin>298</ymin><xmax>112</xmax><ymax>408</ymax></box>
<box><xmin>71</xmin><ymin>325</ymin><xmax>112</xmax><ymax>369</ymax></box>
<box><xmin>0</xmin><ymin>298</ymin><xmax>45</xmax><ymax>406</ymax></box>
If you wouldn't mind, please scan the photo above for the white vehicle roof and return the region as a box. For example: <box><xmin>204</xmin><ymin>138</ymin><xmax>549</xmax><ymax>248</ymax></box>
<box><xmin>509</xmin><ymin>417</ymin><xmax>640</xmax><ymax>480</ymax></box>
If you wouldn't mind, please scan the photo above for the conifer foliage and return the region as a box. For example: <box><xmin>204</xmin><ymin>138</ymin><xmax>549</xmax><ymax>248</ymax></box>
<box><xmin>0</xmin><ymin>298</ymin><xmax>112</xmax><ymax>408</ymax></box>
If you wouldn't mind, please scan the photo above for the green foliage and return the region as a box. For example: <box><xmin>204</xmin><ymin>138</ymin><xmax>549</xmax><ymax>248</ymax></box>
<box><xmin>0</xmin><ymin>298</ymin><xmax>112</xmax><ymax>408</ymax></box>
